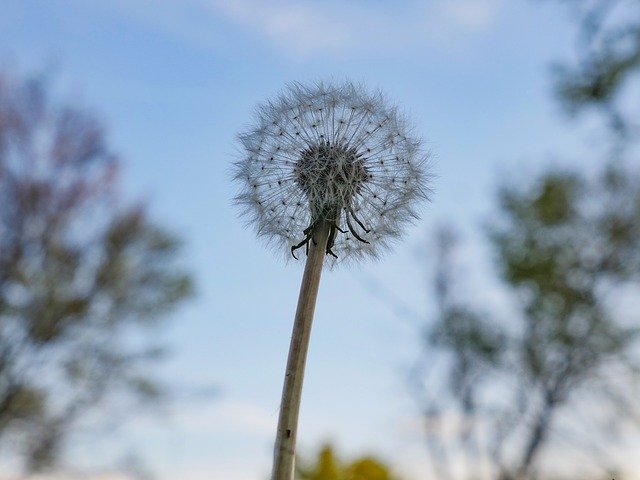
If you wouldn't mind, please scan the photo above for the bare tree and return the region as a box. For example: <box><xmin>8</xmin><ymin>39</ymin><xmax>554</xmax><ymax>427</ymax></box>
<box><xmin>0</xmin><ymin>69</ymin><xmax>193</xmax><ymax>471</ymax></box>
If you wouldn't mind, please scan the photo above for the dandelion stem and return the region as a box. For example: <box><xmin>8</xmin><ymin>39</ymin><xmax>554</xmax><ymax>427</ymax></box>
<box><xmin>272</xmin><ymin>220</ymin><xmax>330</xmax><ymax>480</ymax></box>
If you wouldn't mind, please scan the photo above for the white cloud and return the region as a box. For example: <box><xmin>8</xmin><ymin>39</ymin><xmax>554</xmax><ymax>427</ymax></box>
<box><xmin>168</xmin><ymin>397</ymin><xmax>276</xmax><ymax>437</ymax></box>
<box><xmin>206</xmin><ymin>0</ymin><xmax>504</xmax><ymax>58</ymax></box>
<box><xmin>0</xmin><ymin>471</ymin><xmax>257</xmax><ymax>480</ymax></box>
<box><xmin>96</xmin><ymin>0</ymin><xmax>505</xmax><ymax>59</ymax></box>
<box><xmin>0</xmin><ymin>474</ymin><xmax>132</xmax><ymax>480</ymax></box>
<box><xmin>398</xmin><ymin>410</ymin><xmax>477</xmax><ymax>440</ymax></box>
<box><xmin>210</xmin><ymin>0</ymin><xmax>352</xmax><ymax>55</ymax></box>
<box><xmin>444</xmin><ymin>0</ymin><xmax>503</xmax><ymax>30</ymax></box>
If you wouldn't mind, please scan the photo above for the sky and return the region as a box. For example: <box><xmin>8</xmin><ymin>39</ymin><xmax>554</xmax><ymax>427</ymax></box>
<box><xmin>0</xmin><ymin>1</ymin><xmax>619</xmax><ymax>479</ymax></box>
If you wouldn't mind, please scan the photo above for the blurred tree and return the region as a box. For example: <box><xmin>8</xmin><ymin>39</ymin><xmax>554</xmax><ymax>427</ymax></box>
<box><xmin>492</xmin><ymin>168</ymin><xmax>640</xmax><ymax>478</ymax></box>
<box><xmin>412</xmin><ymin>163</ymin><xmax>640</xmax><ymax>479</ymax></box>
<box><xmin>0</xmin><ymin>69</ymin><xmax>193</xmax><ymax>471</ymax></box>
<box><xmin>407</xmin><ymin>2</ymin><xmax>640</xmax><ymax>479</ymax></box>
<box><xmin>548</xmin><ymin>0</ymin><xmax>640</xmax><ymax>136</ymax></box>
<box><xmin>297</xmin><ymin>444</ymin><xmax>402</xmax><ymax>480</ymax></box>
<box><xmin>408</xmin><ymin>227</ymin><xmax>505</xmax><ymax>480</ymax></box>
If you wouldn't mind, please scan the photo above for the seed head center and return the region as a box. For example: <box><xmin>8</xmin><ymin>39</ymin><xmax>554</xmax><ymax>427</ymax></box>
<box><xmin>294</xmin><ymin>141</ymin><xmax>368</xmax><ymax>212</ymax></box>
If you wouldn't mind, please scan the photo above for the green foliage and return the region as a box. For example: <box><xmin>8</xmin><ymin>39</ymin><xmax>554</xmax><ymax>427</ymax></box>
<box><xmin>551</xmin><ymin>0</ymin><xmax>640</xmax><ymax>134</ymax></box>
<box><xmin>0</xmin><ymin>69</ymin><xmax>193</xmax><ymax>471</ymax></box>
<box><xmin>412</xmin><ymin>3</ymin><xmax>640</xmax><ymax>478</ymax></box>
<box><xmin>555</xmin><ymin>42</ymin><xmax>640</xmax><ymax>110</ymax></box>
<box><xmin>297</xmin><ymin>444</ymin><xmax>402</xmax><ymax>480</ymax></box>
<box><xmin>417</xmin><ymin>162</ymin><xmax>640</xmax><ymax>479</ymax></box>
<box><xmin>492</xmin><ymin>164</ymin><xmax>640</xmax><ymax>386</ymax></box>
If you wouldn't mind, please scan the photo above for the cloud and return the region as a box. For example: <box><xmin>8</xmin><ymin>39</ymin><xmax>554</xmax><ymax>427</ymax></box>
<box><xmin>206</xmin><ymin>0</ymin><xmax>504</xmax><ymax>58</ymax></box>
<box><xmin>209</xmin><ymin>0</ymin><xmax>353</xmax><ymax>56</ymax></box>
<box><xmin>168</xmin><ymin>397</ymin><xmax>276</xmax><ymax>437</ymax></box>
<box><xmin>1</xmin><ymin>474</ymin><xmax>133</xmax><ymax>480</ymax></box>
<box><xmin>443</xmin><ymin>0</ymin><xmax>502</xmax><ymax>30</ymax></box>
<box><xmin>100</xmin><ymin>0</ymin><xmax>504</xmax><ymax>59</ymax></box>
<box><xmin>399</xmin><ymin>410</ymin><xmax>478</xmax><ymax>440</ymax></box>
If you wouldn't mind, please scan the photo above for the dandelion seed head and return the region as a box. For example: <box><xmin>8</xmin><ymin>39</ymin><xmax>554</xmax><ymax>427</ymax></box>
<box><xmin>233</xmin><ymin>81</ymin><xmax>432</xmax><ymax>266</ymax></box>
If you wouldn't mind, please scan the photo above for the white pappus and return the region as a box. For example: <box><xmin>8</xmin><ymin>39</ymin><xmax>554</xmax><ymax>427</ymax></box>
<box><xmin>233</xmin><ymin>80</ymin><xmax>432</xmax><ymax>265</ymax></box>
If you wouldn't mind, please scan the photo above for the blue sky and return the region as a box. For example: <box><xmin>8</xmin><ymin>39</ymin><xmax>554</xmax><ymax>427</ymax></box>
<box><xmin>0</xmin><ymin>1</ymin><xmax>616</xmax><ymax>479</ymax></box>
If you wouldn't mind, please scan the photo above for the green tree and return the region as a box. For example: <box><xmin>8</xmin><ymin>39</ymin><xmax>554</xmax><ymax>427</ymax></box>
<box><xmin>413</xmin><ymin>162</ymin><xmax>640</xmax><ymax>480</ymax></box>
<box><xmin>0</xmin><ymin>69</ymin><xmax>193</xmax><ymax>471</ymax></box>
<box><xmin>549</xmin><ymin>0</ymin><xmax>640</xmax><ymax>136</ymax></box>
<box><xmin>297</xmin><ymin>444</ymin><xmax>402</xmax><ymax>480</ymax></box>
<box><xmin>494</xmin><ymin>164</ymin><xmax>640</xmax><ymax>478</ymax></box>
<box><xmin>409</xmin><ymin>3</ymin><xmax>640</xmax><ymax>478</ymax></box>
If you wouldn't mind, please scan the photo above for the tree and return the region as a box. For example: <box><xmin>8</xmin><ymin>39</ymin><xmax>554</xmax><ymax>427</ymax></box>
<box><xmin>549</xmin><ymin>0</ymin><xmax>640</xmax><ymax>136</ymax></box>
<box><xmin>297</xmin><ymin>444</ymin><xmax>402</xmax><ymax>480</ymax></box>
<box><xmin>408</xmin><ymin>3</ymin><xmax>640</xmax><ymax>478</ymax></box>
<box><xmin>413</xmin><ymin>161</ymin><xmax>640</xmax><ymax>479</ymax></box>
<box><xmin>409</xmin><ymin>227</ymin><xmax>506</xmax><ymax>480</ymax></box>
<box><xmin>0</xmin><ymin>69</ymin><xmax>193</xmax><ymax>471</ymax></box>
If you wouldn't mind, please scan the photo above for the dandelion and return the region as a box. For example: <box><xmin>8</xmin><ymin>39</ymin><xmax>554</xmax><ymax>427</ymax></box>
<box><xmin>233</xmin><ymin>81</ymin><xmax>432</xmax><ymax>480</ymax></box>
